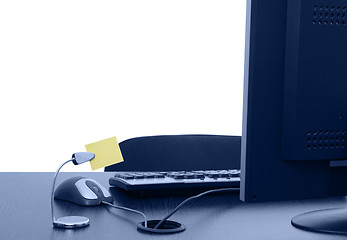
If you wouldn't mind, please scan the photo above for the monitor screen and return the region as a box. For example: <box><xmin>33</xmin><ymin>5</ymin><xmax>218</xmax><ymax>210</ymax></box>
<box><xmin>240</xmin><ymin>0</ymin><xmax>347</xmax><ymax>203</ymax></box>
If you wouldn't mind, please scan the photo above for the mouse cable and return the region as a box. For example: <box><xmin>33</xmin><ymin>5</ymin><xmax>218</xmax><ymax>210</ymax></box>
<box><xmin>154</xmin><ymin>187</ymin><xmax>240</xmax><ymax>229</ymax></box>
<box><xmin>101</xmin><ymin>201</ymin><xmax>147</xmax><ymax>228</ymax></box>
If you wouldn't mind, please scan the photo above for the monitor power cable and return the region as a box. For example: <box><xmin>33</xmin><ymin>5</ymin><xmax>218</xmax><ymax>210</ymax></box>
<box><xmin>153</xmin><ymin>187</ymin><xmax>240</xmax><ymax>229</ymax></box>
<box><xmin>102</xmin><ymin>201</ymin><xmax>148</xmax><ymax>228</ymax></box>
<box><xmin>102</xmin><ymin>187</ymin><xmax>240</xmax><ymax>233</ymax></box>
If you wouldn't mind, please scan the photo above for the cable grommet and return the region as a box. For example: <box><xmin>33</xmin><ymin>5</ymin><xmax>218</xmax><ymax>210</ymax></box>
<box><xmin>137</xmin><ymin>220</ymin><xmax>186</xmax><ymax>234</ymax></box>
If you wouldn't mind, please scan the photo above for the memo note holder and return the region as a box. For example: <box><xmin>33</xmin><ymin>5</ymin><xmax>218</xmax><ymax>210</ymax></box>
<box><xmin>51</xmin><ymin>152</ymin><xmax>95</xmax><ymax>229</ymax></box>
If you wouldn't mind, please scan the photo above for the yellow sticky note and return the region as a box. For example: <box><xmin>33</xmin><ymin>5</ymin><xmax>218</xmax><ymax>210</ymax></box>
<box><xmin>85</xmin><ymin>136</ymin><xmax>124</xmax><ymax>170</ymax></box>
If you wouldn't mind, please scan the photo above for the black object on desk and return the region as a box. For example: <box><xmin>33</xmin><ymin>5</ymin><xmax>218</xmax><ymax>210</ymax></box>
<box><xmin>105</xmin><ymin>135</ymin><xmax>241</xmax><ymax>172</ymax></box>
<box><xmin>109</xmin><ymin>170</ymin><xmax>240</xmax><ymax>197</ymax></box>
<box><xmin>240</xmin><ymin>0</ymin><xmax>347</xmax><ymax>234</ymax></box>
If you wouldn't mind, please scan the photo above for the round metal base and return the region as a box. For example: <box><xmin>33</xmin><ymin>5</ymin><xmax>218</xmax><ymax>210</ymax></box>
<box><xmin>137</xmin><ymin>220</ymin><xmax>186</xmax><ymax>234</ymax></box>
<box><xmin>292</xmin><ymin>208</ymin><xmax>347</xmax><ymax>234</ymax></box>
<box><xmin>53</xmin><ymin>216</ymin><xmax>90</xmax><ymax>229</ymax></box>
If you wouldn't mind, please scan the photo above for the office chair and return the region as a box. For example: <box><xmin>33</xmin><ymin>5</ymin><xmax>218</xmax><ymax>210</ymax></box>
<box><xmin>105</xmin><ymin>135</ymin><xmax>241</xmax><ymax>172</ymax></box>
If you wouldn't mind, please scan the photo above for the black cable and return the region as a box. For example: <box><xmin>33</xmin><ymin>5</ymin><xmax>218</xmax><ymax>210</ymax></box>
<box><xmin>102</xmin><ymin>201</ymin><xmax>147</xmax><ymax>228</ymax></box>
<box><xmin>154</xmin><ymin>187</ymin><xmax>240</xmax><ymax>229</ymax></box>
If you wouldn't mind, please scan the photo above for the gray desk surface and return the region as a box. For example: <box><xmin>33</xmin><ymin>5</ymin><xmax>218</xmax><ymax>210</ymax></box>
<box><xmin>1</xmin><ymin>172</ymin><xmax>347</xmax><ymax>240</ymax></box>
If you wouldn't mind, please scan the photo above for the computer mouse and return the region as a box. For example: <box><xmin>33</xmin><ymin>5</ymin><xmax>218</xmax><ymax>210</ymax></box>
<box><xmin>54</xmin><ymin>176</ymin><xmax>114</xmax><ymax>206</ymax></box>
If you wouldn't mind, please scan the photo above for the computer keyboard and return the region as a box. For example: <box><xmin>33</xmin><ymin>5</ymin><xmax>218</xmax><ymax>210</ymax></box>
<box><xmin>109</xmin><ymin>169</ymin><xmax>240</xmax><ymax>197</ymax></box>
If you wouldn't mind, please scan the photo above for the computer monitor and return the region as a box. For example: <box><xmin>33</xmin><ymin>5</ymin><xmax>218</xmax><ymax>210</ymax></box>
<box><xmin>240</xmin><ymin>0</ymin><xmax>347</xmax><ymax>234</ymax></box>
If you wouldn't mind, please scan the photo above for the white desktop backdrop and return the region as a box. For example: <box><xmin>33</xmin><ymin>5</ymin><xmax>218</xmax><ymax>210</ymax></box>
<box><xmin>0</xmin><ymin>0</ymin><xmax>246</xmax><ymax>172</ymax></box>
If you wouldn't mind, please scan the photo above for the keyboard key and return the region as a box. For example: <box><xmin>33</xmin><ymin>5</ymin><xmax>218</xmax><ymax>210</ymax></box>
<box><xmin>122</xmin><ymin>174</ymin><xmax>135</xmax><ymax>179</ymax></box>
<box><xmin>153</xmin><ymin>174</ymin><xmax>165</xmax><ymax>178</ymax></box>
<box><xmin>228</xmin><ymin>170</ymin><xmax>240</xmax><ymax>177</ymax></box>
<box><xmin>114</xmin><ymin>173</ymin><xmax>135</xmax><ymax>179</ymax></box>
<box><xmin>128</xmin><ymin>173</ymin><xmax>145</xmax><ymax>179</ymax></box>
<box><xmin>207</xmin><ymin>173</ymin><xmax>220</xmax><ymax>178</ymax></box>
<box><xmin>143</xmin><ymin>173</ymin><xmax>155</xmax><ymax>179</ymax></box>
<box><xmin>183</xmin><ymin>173</ymin><xmax>195</xmax><ymax>179</ymax></box>
<box><xmin>167</xmin><ymin>172</ymin><xmax>182</xmax><ymax>177</ymax></box>
<box><xmin>218</xmin><ymin>173</ymin><xmax>230</xmax><ymax>178</ymax></box>
<box><xmin>171</xmin><ymin>174</ymin><xmax>185</xmax><ymax>179</ymax></box>
<box><xmin>194</xmin><ymin>173</ymin><xmax>205</xmax><ymax>179</ymax></box>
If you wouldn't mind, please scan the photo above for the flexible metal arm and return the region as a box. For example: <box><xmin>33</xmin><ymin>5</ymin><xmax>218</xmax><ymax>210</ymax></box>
<box><xmin>51</xmin><ymin>159</ymin><xmax>73</xmax><ymax>223</ymax></box>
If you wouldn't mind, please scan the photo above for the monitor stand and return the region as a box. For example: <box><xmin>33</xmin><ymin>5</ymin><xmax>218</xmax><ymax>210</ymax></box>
<box><xmin>292</xmin><ymin>208</ymin><xmax>347</xmax><ymax>234</ymax></box>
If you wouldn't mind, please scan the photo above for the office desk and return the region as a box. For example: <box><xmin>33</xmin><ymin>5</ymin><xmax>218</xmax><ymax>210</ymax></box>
<box><xmin>1</xmin><ymin>173</ymin><xmax>347</xmax><ymax>240</ymax></box>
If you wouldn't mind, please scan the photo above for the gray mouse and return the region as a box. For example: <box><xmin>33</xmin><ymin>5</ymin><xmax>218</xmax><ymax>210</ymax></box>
<box><xmin>54</xmin><ymin>176</ymin><xmax>114</xmax><ymax>206</ymax></box>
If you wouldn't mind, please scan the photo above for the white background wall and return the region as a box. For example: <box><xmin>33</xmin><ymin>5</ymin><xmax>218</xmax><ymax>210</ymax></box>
<box><xmin>0</xmin><ymin>0</ymin><xmax>246</xmax><ymax>172</ymax></box>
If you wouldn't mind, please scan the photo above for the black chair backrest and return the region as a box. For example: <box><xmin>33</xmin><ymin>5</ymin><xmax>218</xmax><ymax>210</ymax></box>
<box><xmin>105</xmin><ymin>135</ymin><xmax>241</xmax><ymax>172</ymax></box>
